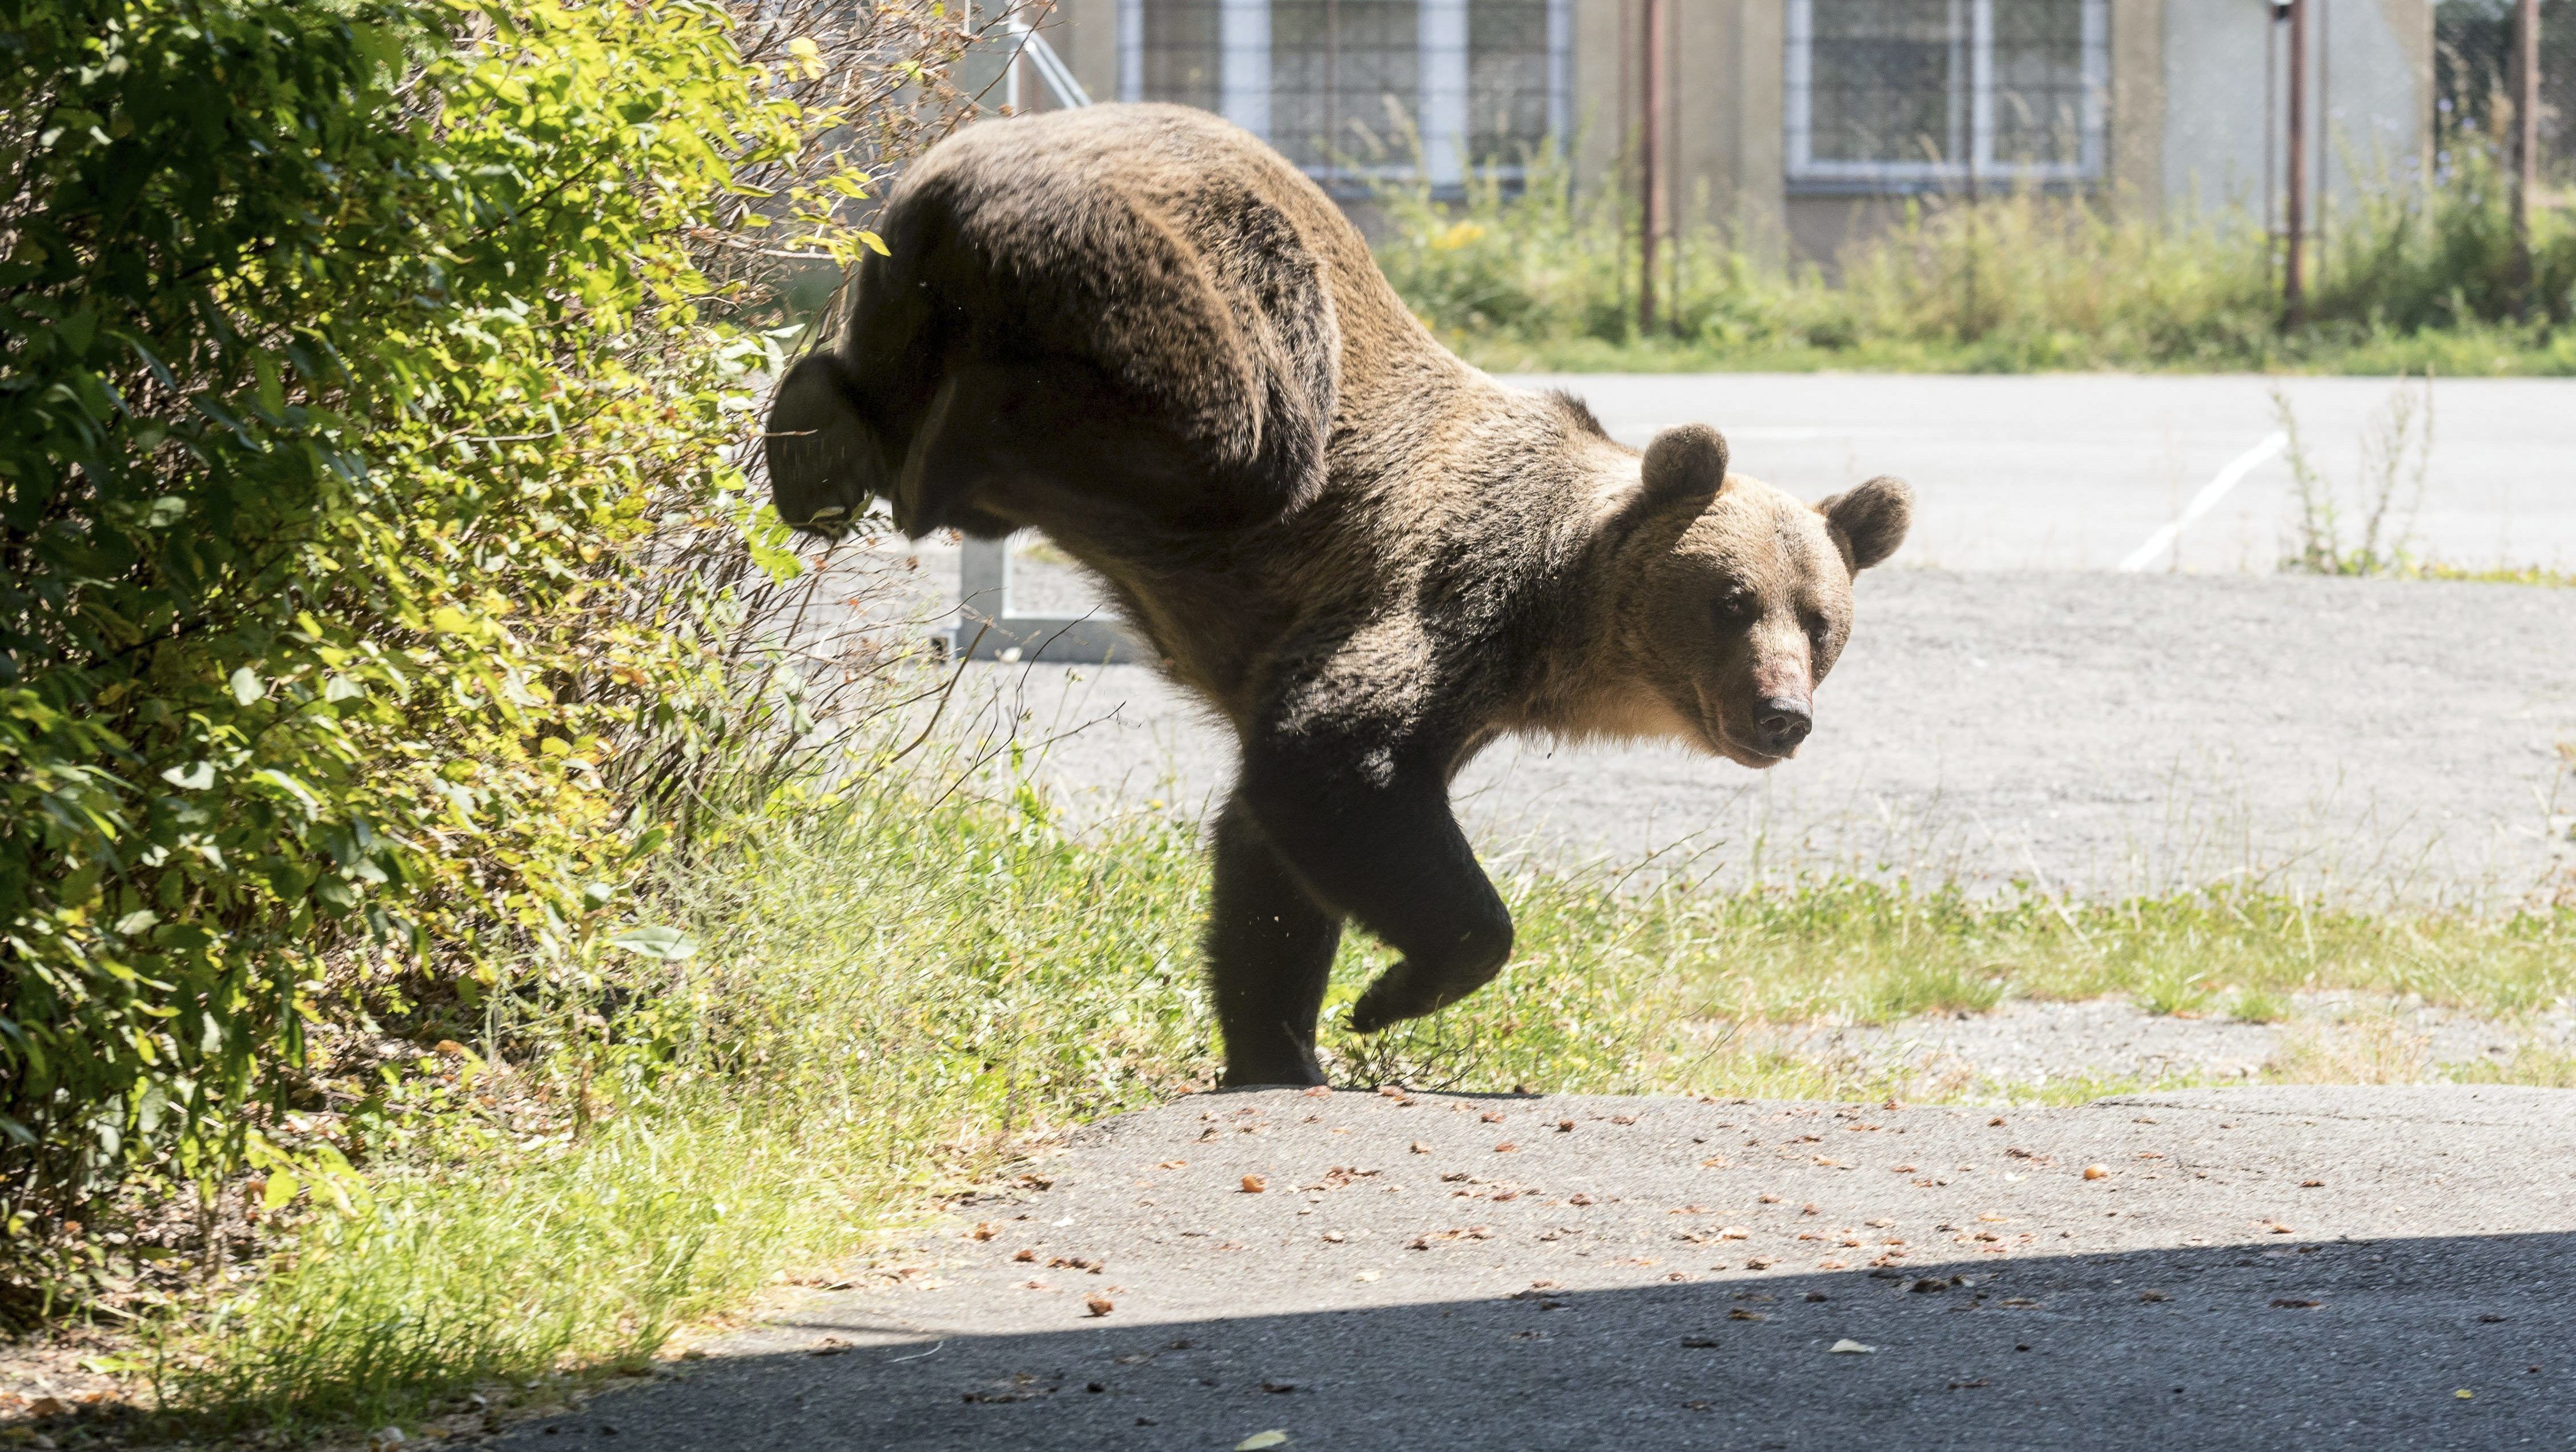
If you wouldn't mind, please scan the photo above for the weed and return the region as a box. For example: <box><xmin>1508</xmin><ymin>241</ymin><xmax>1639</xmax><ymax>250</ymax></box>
<box><xmin>2278</xmin><ymin>373</ymin><xmax>2436</xmax><ymax>576</ymax></box>
<box><xmin>1371</xmin><ymin>136</ymin><xmax>2576</xmax><ymax>374</ymax></box>
<box><xmin>2228</xmin><ymin>987</ymin><xmax>2294</xmax><ymax>1024</ymax></box>
<box><xmin>2264</xmin><ymin>1015</ymin><xmax>2435</xmax><ymax>1085</ymax></box>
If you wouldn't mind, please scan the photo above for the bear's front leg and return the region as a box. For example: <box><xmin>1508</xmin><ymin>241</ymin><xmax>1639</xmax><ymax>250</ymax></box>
<box><xmin>1237</xmin><ymin>737</ymin><xmax>1515</xmax><ymax>1037</ymax></box>
<box><xmin>1206</xmin><ymin>795</ymin><xmax>1343</xmax><ymax>1087</ymax></box>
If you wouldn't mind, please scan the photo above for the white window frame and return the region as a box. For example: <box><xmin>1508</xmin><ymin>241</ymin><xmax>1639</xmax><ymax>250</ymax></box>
<box><xmin>1118</xmin><ymin>0</ymin><xmax>1572</xmax><ymax>190</ymax></box>
<box><xmin>1785</xmin><ymin>0</ymin><xmax>2108</xmax><ymax>193</ymax></box>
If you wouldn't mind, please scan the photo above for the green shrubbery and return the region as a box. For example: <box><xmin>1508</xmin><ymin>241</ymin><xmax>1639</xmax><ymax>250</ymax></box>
<box><xmin>1375</xmin><ymin>141</ymin><xmax>2576</xmax><ymax>373</ymax></box>
<box><xmin>0</xmin><ymin>0</ymin><xmax>851</xmax><ymax>1268</ymax></box>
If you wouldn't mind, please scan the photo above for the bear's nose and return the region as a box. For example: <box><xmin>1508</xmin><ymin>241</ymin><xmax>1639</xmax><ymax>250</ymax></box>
<box><xmin>1754</xmin><ymin>697</ymin><xmax>1813</xmax><ymax>753</ymax></box>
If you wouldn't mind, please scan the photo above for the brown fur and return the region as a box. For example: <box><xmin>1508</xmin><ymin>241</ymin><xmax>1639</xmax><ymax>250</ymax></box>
<box><xmin>766</xmin><ymin>104</ymin><xmax>1914</xmax><ymax>1085</ymax></box>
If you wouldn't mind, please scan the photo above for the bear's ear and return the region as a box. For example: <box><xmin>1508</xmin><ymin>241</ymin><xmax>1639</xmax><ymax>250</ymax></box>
<box><xmin>764</xmin><ymin>351</ymin><xmax>881</xmax><ymax>531</ymax></box>
<box><xmin>1816</xmin><ymin>475</ymin><xmax>1914</xmax><ymax>573</ymax></box>
<box><xmin>1614</xmin><ymin>424</ymin><xmax>1729</xmax><ymax>529</ymax></box>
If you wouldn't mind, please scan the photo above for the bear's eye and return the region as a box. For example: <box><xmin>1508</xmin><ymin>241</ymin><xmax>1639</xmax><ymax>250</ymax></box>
<box><xmin>1713</xmin><ymin>589</ymin><xmax>1756</xmax><ymax>625</ymax></box>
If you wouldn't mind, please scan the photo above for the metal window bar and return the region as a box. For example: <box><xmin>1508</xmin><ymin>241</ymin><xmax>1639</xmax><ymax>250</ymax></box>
<box><xmin>1785</xmin><ymin>0</ymin><xmax>2108</xmax><ymax>194</ymax></box>
<box><xmin>1122</xmin><ymin>0</ymin><xmax>1570</xmax><ymax>191</ymax></box>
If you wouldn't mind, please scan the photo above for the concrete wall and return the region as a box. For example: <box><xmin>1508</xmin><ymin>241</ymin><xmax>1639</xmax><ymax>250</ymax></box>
<box><xmin>1572</xmin><ymin>1</ymin><xmax>1786</xmax><ymax>262</ymax></box>
<box><xmin>2162</xmin><ymin>0</ymin><xmax>2432</xmax><ymax>226</ymax></box>
<box><xmin>1050</xmin><ymin>0</ymin><xmax>1121</xmax><ymax>104</ymax></box>
<box><xmin>1027</xmin><ymin>0</ymin><xmax>2431</xmax><ymax>260</ymax></box>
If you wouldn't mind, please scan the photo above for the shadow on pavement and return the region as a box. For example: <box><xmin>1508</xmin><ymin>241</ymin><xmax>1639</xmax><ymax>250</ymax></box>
<box><xmin>496</xmin><ymin>1230</ymin><xmax>2574</xmax><ymax>1451</ymax></box>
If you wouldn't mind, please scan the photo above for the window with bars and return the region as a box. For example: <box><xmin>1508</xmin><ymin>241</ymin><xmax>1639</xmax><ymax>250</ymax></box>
<box><xmin>1786</xmin><ymin>0</ymin><xmax>2108</xmax><ymax>191</ymax></box>
<box><xmin>1121</xmin><ymin>0</ymin><xmax>1567</xmax><ymax>189</ymax></box>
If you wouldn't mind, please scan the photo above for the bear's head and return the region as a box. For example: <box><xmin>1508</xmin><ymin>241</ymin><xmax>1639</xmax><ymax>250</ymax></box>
<box><xmin>1594</xmin><ymin>424</ymin><xmax>1911</xmax><ymax>769</ymax></box>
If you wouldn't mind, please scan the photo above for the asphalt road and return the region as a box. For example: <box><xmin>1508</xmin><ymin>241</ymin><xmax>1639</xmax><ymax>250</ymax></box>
<box><xmin>496</xmin><ymin>1085</ymin><xmax>2576</xmax><ymax>1451</ymax></box>
<box><xmin>1501</xmin><ymin>372</ymin><xmax>2576</xmax><ymax>574</ymax></box>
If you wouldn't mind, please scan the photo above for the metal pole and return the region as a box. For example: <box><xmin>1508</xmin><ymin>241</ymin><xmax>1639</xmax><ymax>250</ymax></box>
<box><xmin>1639</xmin><ymin>0</ymin><xmax>1662</xmax><ymax>336</ymax></box>
<box><xmin>2514</xmin><ymin>0</ymin><xmax>2541</xmax><ymax>313</ymax></box>
<box><xmin>2284</xmin><ymin>0</ymin><xmax>2308</xmax><ymax>331</ymax></box>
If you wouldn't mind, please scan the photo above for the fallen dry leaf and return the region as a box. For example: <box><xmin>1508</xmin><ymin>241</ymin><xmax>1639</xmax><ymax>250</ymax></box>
<box><xmin>2301</xmin><ymin>1179</ymin><xmax>2324</xmax><ymax>1188</ymax></box>
<box><xmin>2082</xmin><ymin>1164</ymin><xmax>2110</xmax><ymax>1180</ymax></box>
<box><xmin>1301</xmin><ymin>1086</ymin><xmax>1331</xmax><ymax>1097</ymax></box>
<box><xmin>1557</xmin><ymin>1119</ymin><xmax>1576</xmax><ymax>1132</ymax></box>
<box><xmin>969</xmin><ymin>1222</ymin><xmax>997</xmax><ymax>1240</ymax></box>
<box><xmin>1493</xmin><ymin>1141</ymin><xmax>1519</xmax><ymax>1153</ymax></box>
<box><xmin>1084</xmin><ymin>1294</ymin><xmax>1115</xmax><ymax>1317</ymax></box>
<box><xmin>1828</xmin><ymin>1339</ymin><xmax>1876</xmax><ymax>1354</ymax></box>
<box><xmin>1354</xmin><ymin>1269</ymin><xmax>1380</xmax><ymax>1282</ymax></box>
<box><xmin>1158</xmin><ymin>1160</ymin><xmax>1188</xmax><ymax>1170</ymax></box>
<box><xmin>2139</xmin><ymin>1289</ymin><xmax>2169</xmax><ymax>1302</ymax></box>
<box><xmin>1012</xmin><ymin>1249</ymin><xmax>1036</xmax><ymax>1263</ymax></box>
<box><xmin>1320</xmin><ymin>1230</ymin><xmax>1345</xmax><ymax>1244</ymax></box>
<box><xmin>1241</xmin><ymin>1175</ymin><xmax>1268</xmax><ymax>1194</ymax></box>
<box><xmin>1236</xmin><ymin>1432</ymin><xmax>1290</xmax><ymax>1450</ymax></box>
<box><xmin>1729</xmin><ymin>1308</ymin><xmax>1767</xmax><ymax>1321</ymax></box>
<box><xmin>1410</xmin><ymin>1141</ymin><xmax>1432</xmax><ymax>1155</ymax></box>
<box><xmin>1481</xmin><ymin>1111</ymin><xmax>1507</xmax><ymax>1123</ymax></box>
<box><xmin>2271</xmin><ymin>1298</ymin><xmax>2321</xmax><ymax>1309</ymax></box>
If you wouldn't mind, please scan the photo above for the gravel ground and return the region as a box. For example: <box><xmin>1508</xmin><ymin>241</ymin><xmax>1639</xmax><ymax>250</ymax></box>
<box><xmin>925</xmin><ymin>565</ymin><xmax>2576</xmax><ymax>903</ymax></box>
<box><xmin>491</xmin><ymin>1085</ymin><xmax>2576</xmax><ymax>1451</ymax></box>
<box><xmin>1779</xmin><ymin>993</ymin><xmax>2576</xmax><ymax>1095</ymax></box>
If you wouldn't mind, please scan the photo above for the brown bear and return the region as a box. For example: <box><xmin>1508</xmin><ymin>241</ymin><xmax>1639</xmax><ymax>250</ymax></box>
<box><xmin>766</xmin><ymin>103</ymin><xmax>1912</xmax><ymax>1087</ymax></box>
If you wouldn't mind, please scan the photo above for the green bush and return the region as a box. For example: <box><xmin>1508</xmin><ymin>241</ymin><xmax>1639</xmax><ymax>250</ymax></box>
<box><xmin>1373</xmin><ymin>136</ymin><xmax>2576</xmax><ymax>372</ymax></box>
<box><xmin>0</xmin><ymin>0</ymin><xmax>842</xmax><ymax>1252</ymax></box>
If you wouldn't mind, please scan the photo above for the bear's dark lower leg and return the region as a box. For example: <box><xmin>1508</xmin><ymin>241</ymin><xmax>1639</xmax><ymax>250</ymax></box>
<box><xmin>1207</xmin><ymin>797</ymin><xmax>1343</xmax><ymax>1087</ymax></box>
<box><xmin>1237</xmin><ymin>748</ymin><xmax>1513</xmax><ymax>1036</ymax></box>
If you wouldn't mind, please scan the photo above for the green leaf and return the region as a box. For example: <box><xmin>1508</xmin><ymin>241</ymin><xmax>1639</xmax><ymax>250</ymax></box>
<box><xmin>229</xmin><ymin>667</ymin><xmax>264</xmax><ymax>705</ymax></box>
<box><xmin>607</xmin><ymin>925</ymin><xmax>698</xmax><ymax>962</ymax></box>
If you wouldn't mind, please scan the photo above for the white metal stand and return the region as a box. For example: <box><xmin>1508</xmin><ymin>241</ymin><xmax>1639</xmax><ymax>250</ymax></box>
<box><xmin>942</xmin><ymin>535</ymin><xmax>1134</xmax><ymax>663</ymax></box>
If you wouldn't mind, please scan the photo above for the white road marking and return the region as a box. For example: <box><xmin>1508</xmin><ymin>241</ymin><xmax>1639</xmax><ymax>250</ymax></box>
<box><xmin>2116</xmin><ymin>430</ymin><xmax>2290</xmax><ymax>572</ymax></box>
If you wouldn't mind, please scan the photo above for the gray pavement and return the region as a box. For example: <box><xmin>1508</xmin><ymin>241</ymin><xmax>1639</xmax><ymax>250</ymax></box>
<box><xmin>952</xmin><ymin>568</ymin><xmax>2576</xmax><ymax>902</ymax></box>
<box><xmin>499</xmin><ymin>1085</ymin><xmax>2576</xmax><ymax>1451</ymax></box>
<box><xmin>859</xmin><ymin>372</ymin><xmax>2576</xmax><ymax>900</ymax></box>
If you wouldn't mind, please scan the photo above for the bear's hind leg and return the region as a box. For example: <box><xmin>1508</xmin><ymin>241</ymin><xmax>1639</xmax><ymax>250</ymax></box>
<box><xmin>1208</xmin><ymin>794</ymin><xmax>1343</xmax><ymax>1088</ymax></box>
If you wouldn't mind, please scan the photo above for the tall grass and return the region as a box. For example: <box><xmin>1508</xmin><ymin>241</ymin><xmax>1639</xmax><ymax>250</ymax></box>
<box><xmin>1373</xmin><ymin>140</ymin><xmax>2576</xmax><ymax>373</ymax></box>
<box><xmin>170</xmin><ymin>754</ymin><xmax>1215</xmax><ymax>1435</ymax></box>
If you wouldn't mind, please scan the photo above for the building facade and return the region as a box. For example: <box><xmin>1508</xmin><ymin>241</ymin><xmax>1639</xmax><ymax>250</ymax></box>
<box><xmin>1034</xmin><ymin>0</ymin><xmax>2434</xmax><ymax>262</ymax></box>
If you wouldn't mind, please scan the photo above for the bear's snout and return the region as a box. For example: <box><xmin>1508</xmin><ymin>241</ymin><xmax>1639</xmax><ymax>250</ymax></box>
<box><xmin>1752</xmin><ymin>695</ymin><xmax>1813</xmax><ymax>755</ymax></box>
